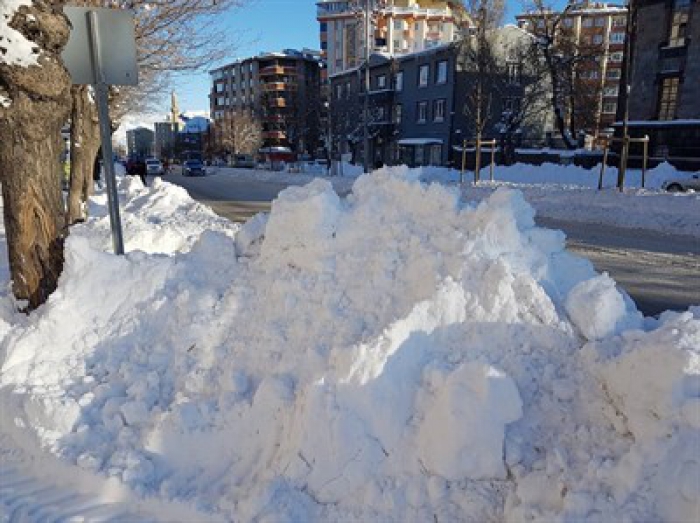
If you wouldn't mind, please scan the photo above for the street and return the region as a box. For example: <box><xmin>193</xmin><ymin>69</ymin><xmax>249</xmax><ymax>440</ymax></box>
<box><xmin>163</xmin><ymin>169</ymin><xmax>699</xmax><ymax>317</ymax></box>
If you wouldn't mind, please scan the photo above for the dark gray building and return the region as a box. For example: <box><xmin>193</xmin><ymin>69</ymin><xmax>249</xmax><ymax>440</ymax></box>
<box><xmin>625</xmin><ymin>0</ymin><xmax>699</xmax><ymax>121</ymax></box>
<box><xmin>330</xmin><ymin>26</ymin><xmax>545</xmax><ymax>168</ymax></box>
<box><xmin>126</xmin><ymin>127</ymin><xmax>154</xmax><ymax>159</ymax></box>
<box><xmin>154</xmin><ymin>122</ymin><xmax>177</xmax><ymax>160</ymax></box>
<box><xmin>615</xmin><ymin>0</ymin><xmax>700</xmax><ymax>168</ymax></box>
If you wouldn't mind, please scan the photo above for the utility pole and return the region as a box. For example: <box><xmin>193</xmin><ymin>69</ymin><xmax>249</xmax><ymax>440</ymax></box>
<box><xmin>618</xmin><ymin>0</ymin><xmax>636</xmax><ymax>191</ymax></box>
<box><xmin>362</xmin><ymin>0</ymin><xmax>372</xmax><ymax>173</ymax></box>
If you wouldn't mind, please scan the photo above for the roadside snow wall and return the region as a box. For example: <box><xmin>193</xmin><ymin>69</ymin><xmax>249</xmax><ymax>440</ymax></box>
<box><xmin>0</xmin><ymin>169</ymin><xmax>697</xmax><ymax>521</ymax></box>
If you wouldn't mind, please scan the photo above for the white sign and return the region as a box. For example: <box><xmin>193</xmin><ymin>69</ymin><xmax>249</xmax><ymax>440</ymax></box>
<box><xmin>62</xmin><ymin>7</ymin><xmax>138</xmax><ymax>86</ymax></box>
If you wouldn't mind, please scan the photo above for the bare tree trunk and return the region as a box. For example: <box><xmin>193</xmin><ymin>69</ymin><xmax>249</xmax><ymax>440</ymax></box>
<box><xmin>0</xmin><ymin>0</ymin><xmax>72</xmax><ymax>310</ymax></box>
<box><xmin>67</xmin><ymin>86</ymin><xmax>100</xmax><ymax>224</ymax></box>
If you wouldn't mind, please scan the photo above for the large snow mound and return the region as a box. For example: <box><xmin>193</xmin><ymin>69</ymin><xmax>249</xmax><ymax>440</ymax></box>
<box><xmin>0</xmin><ymin>169</ymin><xmax>697</xmax><ymax>521</ymax></box>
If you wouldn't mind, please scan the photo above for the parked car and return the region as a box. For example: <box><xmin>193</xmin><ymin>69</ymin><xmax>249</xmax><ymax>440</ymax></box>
<box><xmin>145</xmin><ymin>158</ymin><xmax>164</xmax><ymax>176</ymax></box>
<box><xmin>182</xmin><ymin>159</ymin><xmax>206</xmax><ymax>177</ymax></box>
<box><xmin>662</xmin><ymin>174</ymin><xmax>700</xmax><ymax>192</ymax></box>
<box><xmin>233</xmin><ymin>154</ymin><xmax>256</xmax><ymax>169</ymax></box>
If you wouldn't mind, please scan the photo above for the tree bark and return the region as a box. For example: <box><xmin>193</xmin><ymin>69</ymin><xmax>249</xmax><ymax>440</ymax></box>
<box><xmin>67</xmin><ymin>85</ymin><xmax>100</xmax><ymax>225</ymax></box>
<box><xmin>0</xmin><ymin>0</ymin><xmax>72</xmax><ymax>310</ymax></box>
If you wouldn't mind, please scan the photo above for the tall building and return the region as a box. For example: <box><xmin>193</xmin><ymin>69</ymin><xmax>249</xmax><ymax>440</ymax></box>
<box><xmin>317</xmin><ymin>0</ymin><xmax>468</xmax><ymax>77</ymax></box>
<box><xmin>613</xmin><ymin>0</ymin><xmax>700</xmax><ymax>169</ymax></box>
<box><xmin>154</xmin><ymin>122</ymin><xmax>177</xmax><ymax>159</ymax></box>
<box><xmin>126</xmin><ymin>127</ymin><xmax>154</xmax><ymax>159</ymax></box>
<box><xmin>209</xmin><ymin>49</ymin><xmax>322</xmax><ymax>155</ymax></box>
<box><xmin>516</xmin><ymin>1</ymin><xmax>628</xmax><ymax>135</ymax></box>
<box><xmin>624</xmin><ymin>0</ymin><xmax>699</xmax><ymax>121</ymax></box>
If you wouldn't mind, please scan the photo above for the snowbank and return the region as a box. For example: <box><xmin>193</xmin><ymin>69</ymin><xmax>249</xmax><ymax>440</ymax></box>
<box><xmin>216</xmin><ymin>162</ymin><xmax>700</xmax><ymax>237</ymax></box>
<box><xmin>0</xmin><ymin>170</ymin><xmax>698</xmax><ymax>521</ymax></box>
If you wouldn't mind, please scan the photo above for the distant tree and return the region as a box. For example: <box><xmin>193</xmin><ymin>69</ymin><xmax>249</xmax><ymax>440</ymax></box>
<box><xmin>0</xmin><ymin>0</ymin><xmax>72</xmax><ymax>310</ymax></box>
<box><xmin>523</xmin><ymin>0</ymin><xmax>609</xmax><ymax>148</ymax></box>
<box><xmin>212</xmin><ymin>109</ymin><xmax>263</xmax><ymax>157</ymax></box>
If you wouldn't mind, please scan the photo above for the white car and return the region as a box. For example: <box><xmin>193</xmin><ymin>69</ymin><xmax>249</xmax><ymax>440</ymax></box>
<box><xmin>662</xmin><ymin>173</ymin><xmax>700</xmax><ymax>192</ymax></box>
<box><xmin>145</xmin><ymin>159</ymin><xmax>164</xmax><ymax>176</ymax></box>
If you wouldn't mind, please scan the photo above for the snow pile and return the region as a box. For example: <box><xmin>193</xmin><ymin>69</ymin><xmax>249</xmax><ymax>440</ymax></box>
<box><xmin>0</xmin><ymin>170</ymin><xmax>698</xmax><ymax>521</ymax></box>
<box><xmin>85</xmin><ymin>175</ymin><xmax>239</xmax><ymax>254</ymax></box>
<box><xmin>0</xmin><ymin>0</ymin><xmax>40</xmax><ymax>69</ymax></box>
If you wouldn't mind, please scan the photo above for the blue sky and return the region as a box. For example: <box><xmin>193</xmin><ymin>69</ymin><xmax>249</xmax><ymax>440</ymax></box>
<box><xmin>170</xmin><ymin>0</ymin><xmax>564</xmax><ymax>115</ymax></box>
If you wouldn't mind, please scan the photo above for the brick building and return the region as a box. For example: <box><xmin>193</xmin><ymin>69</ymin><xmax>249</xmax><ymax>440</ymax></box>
<box><xmin>517</xmin><ymin>1</ymin><xmax>628</xmax><ymax>135</ymax></box>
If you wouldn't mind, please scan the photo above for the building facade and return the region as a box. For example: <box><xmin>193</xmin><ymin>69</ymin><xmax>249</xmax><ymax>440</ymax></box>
<box><xmin>209</xmin><ymin>49</ymin><xmax>322</xmax><ymax>156</ymax></box>
<box><xmin>154</xmin><ymin>122</ymin><xmax>177</xmax><ymax>160</ymax></box>
<box><xmin>330</xmin><ymin>27</ymin><xmax>542</xmax><ymax>167</ymax></box>
<box><xmin>517</xmin><ymin>1</ymin><xmax>628</xmax><ymax>135</ymax></box>
<box><xmin>317</xmin><ymin>0</ymin><xmax>468</xmax><ymax>77</ymax></box>
<box><xmin>126</xmin><ymin>127</ymin><xmax>154</xmax><ymax>159</ymax></box>
<box><xmin>625</xmin><ymin>0</ymin><xmax>699</xmax><ymax>121</ymax></box>
<box><xmin>613</xmin><ymin>0</ymin><xmax>700</xmax><ymax>169</ymax></box>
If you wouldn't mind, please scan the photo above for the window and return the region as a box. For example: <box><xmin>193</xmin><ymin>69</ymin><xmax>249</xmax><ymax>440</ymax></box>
<box><xmin>376</xmin><ymin>74</ymin><xmax>387</xmax><ymax>89</ymax></box>
<box><xmin>507</xmin><ymin>62</ymin><xmax>521</xmax><ymax>85</ymax></box>
<box><xmin>436</xmin><ymin>60</ymin><xmax>448</xmax><ymax>84</ymax></box>
<box><xmin>320</xmin><ymin>22</ymin><xmax>328</xmax><ymax>32</ymax></box>
<box><xmin>583</xmin><ymin>70</ymin><xmax>599</xmax><ymax>80</ymax></box>
<box><xmin>395</xmin><ymin>71</ymin><xmax>404</xmax><ymax>91</ymax></box>
<box><xmin>593</xmin><ymin>34</ymin><xmax>603</xmax><ymax>45</ymax></box>
<box><xmin>433</xmin><ymin>99</ymin><xmax>446</xmax><ymax>122</ymax></box>
<box><xmin>610</xmin><ymin>51</ymin><xmax>623</xmax><ymax>62</ymax></box>
<box><xmin>668</xmin><ymin>7</ymin><xmax>690</xmax><ymax>47</ymax></box>
<box><xmin>603</xmin><ymin>102</ymin><xmax>617</xmax><ymax>114</ymax></box>
<box><xmin>215</xmin><ymin>83</ymin><xmax>225</xmax><ymax>93</ymax></box>
<box><xmin>393</xmin><ymin>39</ymin><xmax>401</xmax><ymax>50</ymax></box>
<box><xmin>613</xmin><ymin>16</ymin><xmax>626</xmax><ymax>27</ymax></box>
<box><xmin>658</xmin><ymin>77</ymin><xmax>679</xmax><ymax>120</ymax></box>
<box><xmin>582</xmin><ymin>18</ymin><xmax>593</xmax><ymax>27</ymax></box>
<box><xmin>606</xmin><ymin>68</ymin><xmax>621</xmax><ymax>79</ymax></box>
<box><xmin>377</xmin><ymin>106</ymin><xmax>387</xmax><ymax>121</ymax></box>
<box><xmin>336</xmin><ymin>84</ymin><xmax>342</xmax><ymax>100</ymax></box>
<box><xmin>346</xmin><ymin>81</ymin><xmax>352</xmax><ymax>98</ymax></box>
<box><xmin>610</xmin><ymin>32</ymin><xmax>625</xmax><ymax>44</ymax></box>
<box><xmin>563</xmin><ymin>18</ymin><xmax>574</xmax><ymax>27</ymax></box>
<box><xmin>595</xmin><ymin>17</ymin><xmax>605</xmax><ymax>27</ymax></box>
<box><xmin>604</xmin><ymin>86</ymin><xmax>619</xmax><ymax>96</ymax></box>
<box><xmin>394</xmin><ymin>103</ymin><xmax>402</xmax><ymax>124</ymax></box>
<box><xmin>393</xmin><ymin>20</ymin><xmax>403</xmax><ymax>30</ymax></box>
<box><xmin>419</xmin><ymin>64</ymin><xmax>429</xmax><ymax>87</ymax></box>
<box><xmin>417</xmin><ymin>101</ymin><xmax>428</xmax><ymax>123</ymax></box>
<box><xmin>415</xmin><ymin>22</ymin><xmax>422</xmax><ymax>31</ymax></box>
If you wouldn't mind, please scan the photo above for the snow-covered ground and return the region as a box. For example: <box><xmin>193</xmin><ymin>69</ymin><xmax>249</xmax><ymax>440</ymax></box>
<box><xmin>215</xmin><ymin>161</ymin><xmax>700</xmax><ymax>237</ymax></box>
<box><xmin>0</xmin><ymin>167</ymin><xmax>698</xmax><ymax>521</ymax></box>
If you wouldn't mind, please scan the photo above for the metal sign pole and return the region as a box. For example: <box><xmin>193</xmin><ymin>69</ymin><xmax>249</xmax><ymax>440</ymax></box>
<box><xmin>87</xmin><ymin>10</ymin><xmax>124</xmax><ymax>255</ymax></box>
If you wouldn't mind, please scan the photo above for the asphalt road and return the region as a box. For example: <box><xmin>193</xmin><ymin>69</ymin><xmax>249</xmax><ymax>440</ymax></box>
<box><xmin>164</xmin><ymin>169</ymin><xmax>699</xmax><ymax>317</ymax></box>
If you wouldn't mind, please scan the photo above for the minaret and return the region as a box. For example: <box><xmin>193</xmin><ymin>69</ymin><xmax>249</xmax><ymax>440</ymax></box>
<box><xmin>170</xmin><ymin>91</ymin><xmax>180</xmax><ymax>131</ymax></box>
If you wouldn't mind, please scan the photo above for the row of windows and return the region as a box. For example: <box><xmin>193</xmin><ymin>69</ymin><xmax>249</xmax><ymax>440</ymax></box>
<box><xmin>580</xmin><ymin>68</ymin><xmax>621</xmax><ymax>80</ymax></box>
<box><xmin>334</xmin><ymin>60</ymin><xmax>448</xmax><ymax>100</ymax></box>
<box><xmin>416</xmin><ymin>99</ymin><xmax>447</xmax><ymax>123</ymax></box>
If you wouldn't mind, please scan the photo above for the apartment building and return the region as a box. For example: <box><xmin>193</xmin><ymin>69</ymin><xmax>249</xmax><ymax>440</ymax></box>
<box><xmin>317</xmin><ymin>0</ymin><xmax>468</xmax><ymax>77</ymax></box>
<box><xmin>209</xmin><ymin>49</ymin><xmax>322</xmax><ymax>155</ymax></box>
<box><xmin>625</xmin><ymin>0</ymin><xmax>699</xmax><ymax>121</ymax></box>
<box><xmin>330</xmin><ymin>26</ymin><xmax>542</xmax><ymax>167</ymax></box>
<box><xmin>126</xmin><ymin>127</ymin><xmax>154</xmax><ymax>159</ymax></box>
<box><xmin>614</xmin><ymin>0</ymin><xmax>700</xmax><ymax>169</ymax></box>
<box><xmin>517</xmin><ymin>1</ymin><xmax>628</xmax><ymax>135</ymax></box>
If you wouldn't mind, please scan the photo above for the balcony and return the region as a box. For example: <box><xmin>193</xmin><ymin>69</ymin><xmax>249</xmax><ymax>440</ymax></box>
<box><xmin>259</xmin><ymin>65</ymin><xmax>297</xmax><ymax>76</ymax></box>
<box><xmin>263</xmin><ymin>130</ymin><xmax>287</xmax><ymax>140</ymax></box>
<box><xmin>263</xmin><ymin>81</ymin><xmax>297</xmax><ymax>92</ymax></box>
<box><xmin>269</xmin><ymin>97</ymin><xmax>288</xmax><ymax>108</ymax></box>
